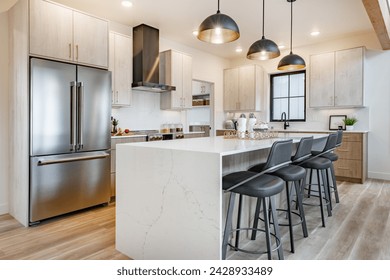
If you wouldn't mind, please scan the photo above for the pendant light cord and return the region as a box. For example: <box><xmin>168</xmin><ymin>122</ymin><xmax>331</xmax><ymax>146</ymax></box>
<box><xmin>289</xmin><ymin>0</ymin><xmax>293</xmax><ymax>54</ymax></box>
<box><xmin>262</xmin><ymin>0</ymin><xmax>265</xmax><ymax>38</ymax></box>
<box><xmin>217</xmin><ymin>0</ymin><xmax>220</xmax><ymax>13</ymax></box>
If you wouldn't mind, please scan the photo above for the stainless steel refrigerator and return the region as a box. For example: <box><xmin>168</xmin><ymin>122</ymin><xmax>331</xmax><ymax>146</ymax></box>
<box><xmin>29</xmin><ymin>58</ymin><xmax>111</xmax><ymax>224</ymax></box>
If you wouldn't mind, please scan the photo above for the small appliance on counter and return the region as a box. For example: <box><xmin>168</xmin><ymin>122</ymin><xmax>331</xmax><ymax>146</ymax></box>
<box><xmin>237</xmin><ymin>114</ymin><xmax>246</xmax><ymax>138</ymax></box>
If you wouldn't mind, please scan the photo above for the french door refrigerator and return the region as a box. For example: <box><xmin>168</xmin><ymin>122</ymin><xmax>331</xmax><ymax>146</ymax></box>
<box><xmin>29</xmin><ymin>58</ymin><xmax>111</xmax><ymax>224</ymax></box>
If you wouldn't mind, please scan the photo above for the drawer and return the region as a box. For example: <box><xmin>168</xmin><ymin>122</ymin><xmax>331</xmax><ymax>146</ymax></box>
<box><xmin>111</xmin><ymin>136</ymin><xmax>146</xmax><ymax>149</ymax></box>
<box><xmin>335</xmin><ymin>141</ymin><xmax>362</xmax><ymax>160</ymax></box>
<box><xmin>342</xmin><ymin>133</ymin><xmax>362</xmax><ymax>142</ymax></box>
<box><xmin>334</xmin><ymin>159</ymin><xmax>362</xmax><ymax>179</ymax></box>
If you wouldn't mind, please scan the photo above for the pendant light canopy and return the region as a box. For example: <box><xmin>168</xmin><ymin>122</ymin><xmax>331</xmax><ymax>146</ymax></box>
<box><xmin>247</xmin><ymin>0</ymin><xmax>280</xmax><ymax>60</ymax></box>
<box><xmin>277</xmin><ymin>0</ymin><xmax>306</xmax><ymax>70</ymax></box>
<box><xmin>197</xmin><ymin>0</ymin><xmax>240</xmax><ymax>44</ymax></box>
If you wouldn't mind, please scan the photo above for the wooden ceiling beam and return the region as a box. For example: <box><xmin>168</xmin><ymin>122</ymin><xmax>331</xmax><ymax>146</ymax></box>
<box><xmin>362</xmin><ymin>0</ymin><xmax>390</xmax><ymax>50</ymax></box>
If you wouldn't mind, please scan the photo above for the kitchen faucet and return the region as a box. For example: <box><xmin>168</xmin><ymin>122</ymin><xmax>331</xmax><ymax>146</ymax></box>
<box><xmin>281</xmin><ymin>112</ymin><xmax>289</xmax><ymax>130</ymax></box>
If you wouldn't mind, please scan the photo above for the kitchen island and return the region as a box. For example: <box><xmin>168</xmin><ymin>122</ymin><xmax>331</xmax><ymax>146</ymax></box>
<box><xmin>115</xmin><ymin>133</ymin><xmax>328</xmax><ymax>260</ymax></box>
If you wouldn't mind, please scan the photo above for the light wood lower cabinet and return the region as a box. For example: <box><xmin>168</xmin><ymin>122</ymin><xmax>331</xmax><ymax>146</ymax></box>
<box><xmin>111</xmin><ymin>136</ymin><xmax>146</xmax><ymax>197</ymax></box>
<box><xmin>334</xmin><ymin>132</ymin><xmax>367</xmax><ymax>183</ymax></box>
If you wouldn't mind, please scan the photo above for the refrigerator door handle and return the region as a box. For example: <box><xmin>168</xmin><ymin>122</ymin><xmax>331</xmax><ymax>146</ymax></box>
<box><xmin>37</xmin><ymin>152</ymin><xmax>110</xmax><ymax>166</ymax></box>
<box><xmin>70</xmin><ymin>81</ymin><xmax>77</xmax><ymax>151</ymax></box>
<box><xmin>77</xmin><ymin>82</ymin><xmax>84</xmax><ymax>151</ymax></box>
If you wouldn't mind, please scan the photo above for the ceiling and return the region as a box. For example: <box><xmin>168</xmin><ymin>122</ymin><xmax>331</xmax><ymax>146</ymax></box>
<box><xmin>0</xmin><ymin>0</ymin><xmax>382</xmax><ymax>59</ymax></box>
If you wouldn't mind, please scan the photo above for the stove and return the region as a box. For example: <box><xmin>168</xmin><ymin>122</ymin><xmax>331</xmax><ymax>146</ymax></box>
<box><xmin>132</xmin><ymin>130</ymin><xmax>184</xmax><ymax>141</ymax></box>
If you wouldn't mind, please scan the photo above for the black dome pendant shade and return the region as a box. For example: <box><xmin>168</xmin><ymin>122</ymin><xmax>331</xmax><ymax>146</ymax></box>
<box><xmin>247</xmin><ymin>0</ymin><xmax>280</xmax><ymax>60</ymax></box>
<box><xmin>278</xmin><ymin>0</ymin><xmax>305</xmax><ymax>70</ymax></box>
<box><xmin>197</xmin><ymin>0</ymin><xmax>240</xmax><ymax>44</ymax></box>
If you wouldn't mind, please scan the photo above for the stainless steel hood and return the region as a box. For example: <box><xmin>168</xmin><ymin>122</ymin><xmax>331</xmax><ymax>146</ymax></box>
<box><xmin>132</xmin><ymin>24</ymin><xmax>176</xmax><ymax>92</ymax></box>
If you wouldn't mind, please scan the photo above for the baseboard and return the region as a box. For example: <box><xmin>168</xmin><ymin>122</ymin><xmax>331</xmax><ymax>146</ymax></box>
<box><xmin>0</xmin><ymin>202</ymin><xmax>9</xmax><ymax>215</ymax></box>
<box><xmin>368</xmin><ymin>171</ymin><xmax>390</xmax><ymax>181</ymax></box>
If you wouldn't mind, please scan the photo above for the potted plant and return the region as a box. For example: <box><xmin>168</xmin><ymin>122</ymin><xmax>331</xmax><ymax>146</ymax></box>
<box><xmin>343</xmin><ymin>117</ymin><xmax>358</xmax><ymax>131</ymax></box>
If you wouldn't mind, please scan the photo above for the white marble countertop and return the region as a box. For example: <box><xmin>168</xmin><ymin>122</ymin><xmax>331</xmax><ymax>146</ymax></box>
<box><xmin>219</xmin><ymin>128</ymin><xmax>369</xmax><ymax>134</ymax></box>
<box><xmin>120</xmin><ymin>133</ymin><xmax>328</xmax><ymax>156</ymax></box>
<box><xmin>111</xmin><ymin>131</ymin><xmax>205</xmax><ymax>139</ymax></box>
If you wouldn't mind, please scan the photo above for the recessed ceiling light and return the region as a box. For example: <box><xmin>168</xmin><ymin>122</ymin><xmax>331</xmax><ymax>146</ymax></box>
<box><xmin>235</xmin><ymin>47</ymin><xmax>243</xmax><ymax>53</ymax></box>
<box><xmin>121</xmin><ymin>0</ymin><xmax>133</xmax><ymax>8</ymax></box>
<box><xmin>278</xmin><ymin>45</ymin><xmax>286</xmax><ymax>49</ymax></box>
<box><xmin>310</xmin><ymin>31</ymin><xmax>320</xmax><ymax>36</ymax></box>
<box><xmin>192</xmin><ymin>30</ymin><xmax>199</xmax><ymax>36</ymax></box>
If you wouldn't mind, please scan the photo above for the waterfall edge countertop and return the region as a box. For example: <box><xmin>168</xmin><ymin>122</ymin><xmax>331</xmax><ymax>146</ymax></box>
<box><xmin>115</xmin><ymin>133</ymin><xmax>329</xmax><ymax>260</ymax></box>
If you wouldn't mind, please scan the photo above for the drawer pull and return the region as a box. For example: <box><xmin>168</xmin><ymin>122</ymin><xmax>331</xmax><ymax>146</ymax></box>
<box><xmin>337</xmin><ymin>149</ymin><xmax>349</xmax><ymax>152</ymax></box>
<box><xmin>337</xmin><ymin>167</ymin><xmax>350</xmax><ymax>170</ymax></box>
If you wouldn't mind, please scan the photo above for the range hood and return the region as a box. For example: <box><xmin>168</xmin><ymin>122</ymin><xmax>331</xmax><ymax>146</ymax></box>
<box><xmin>132</xmin><ymin>24</ymin><xmax>176</xmax><ymax>92</ymax></box>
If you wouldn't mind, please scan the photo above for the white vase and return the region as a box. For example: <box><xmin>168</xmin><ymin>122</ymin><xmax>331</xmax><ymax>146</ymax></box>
<box><xmin>346</xmin><ymin>125</ymin><xmax>354</xmax><ymax>131</ymax></box>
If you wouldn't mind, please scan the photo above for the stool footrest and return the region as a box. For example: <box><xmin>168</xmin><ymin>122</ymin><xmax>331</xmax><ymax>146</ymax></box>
<box><xmin>228</xmin><ymin>227</ymin><xmax>282</xmax><ymax>255</ymax></box>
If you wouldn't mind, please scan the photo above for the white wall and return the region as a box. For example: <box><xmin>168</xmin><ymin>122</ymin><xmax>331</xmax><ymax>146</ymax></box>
<box><xmin>111</xmin><ymin>36</ymin><xmax>230</xmax><ymax>133</ymax></box>
<box><xmin>0</xmin><ymin>12</ymin><xmax>9</xmax><ymax>215</ymax></box>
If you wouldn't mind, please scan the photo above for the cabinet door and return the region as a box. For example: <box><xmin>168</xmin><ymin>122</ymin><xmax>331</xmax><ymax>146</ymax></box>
<box><xmin>110</xmin><ymin>33</ymin><xmax>132</xmax><ymax>106</ymax></box>
<box><xmin>309</xmin><ymin>52</ymin><xmax>335</xmax><ymax>107</ymax></box>
<box><xmin>239</xmin><ymin>65</ymin><xmax>256</xmax><ymax>111</ymax></box>
<box><xmin>335</xmin><ymin>47</ymin><xmax>364</xmax><ymax>107</ymax></box>
<box><xmin>30</xmin><ymin>0</ymin><xmax>73</xmax><ymax>61</ymax></box>
<box><xmin>170</xmin><ymin>51</ymin><xmax>184</xmax><ymax>108</ymax></box>
<box><xmin>223</xmin><ymin>68</ymin><xmax>239</xmax><ymax>111</ymax></box>
<box><xmin>182</xmin><ymin>53</ymin><xmax>193</xmax><ymax>108</ymax></box>
<box><xmin>73</xmin><ymin>11</ymin><xmax>108</xmax><ymax>68</ymax></box>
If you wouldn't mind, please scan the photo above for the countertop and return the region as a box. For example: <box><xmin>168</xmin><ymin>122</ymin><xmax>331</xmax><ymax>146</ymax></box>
<box><xmin>111</xmin><ymin>131</ymin><xmax>205</xmax><ymax>139</ymax></box>
<box><xmin>119</xmin><ymin>133</ymin><xmax>328</xmax><ymax>156</ymax></box>
<box><xmin>218</xmin><ymin>128</ymin><xmax>369</xmax><ymax>134</ymax></box>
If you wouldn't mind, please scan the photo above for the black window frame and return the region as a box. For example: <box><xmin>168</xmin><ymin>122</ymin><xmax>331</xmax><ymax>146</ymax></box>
<box><xmin>270</xmin><ymin>70</ymin><xmax>306</xmax><ymax>122</ymax></box>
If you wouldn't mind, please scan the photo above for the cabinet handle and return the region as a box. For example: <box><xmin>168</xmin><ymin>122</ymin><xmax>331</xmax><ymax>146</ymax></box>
<box><xmin>337</xmin><ymin>149</ymin><xmax>349</xmax><ymax>152</ymax></box>
<box><xmin>116</xmin><ymin>91</ymin><xmax>119</xmax><ymax>103</ymax></box>
<box><xmin>76</xmin><ymin>45</ymin><xmax>79</xmax><ymax>60</ymax></box>
<box><xmin>69</xmin><ymin>43</ymin><xmax>72</xmax><ymax>59</ymax></box>
<box><xmin>337</xmin><ymin>167</ymin><xmax>350</xmax><ymax>170</ymax></box>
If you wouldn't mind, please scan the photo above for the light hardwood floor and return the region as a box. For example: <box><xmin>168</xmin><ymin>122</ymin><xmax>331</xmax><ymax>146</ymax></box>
<box><xmin>0</xmin><ymin>179</ymin><xmax>389</xmax><ymax>260</ymax></box>
<box><xmin>227</xmin><ymin>178</ymin><xmax>390</xmax><ymax>260</ymax></box>
<box><xmin>0</xmin><ymin>203</ymin><xmax>130</xmax><ymax>260</ymax></box>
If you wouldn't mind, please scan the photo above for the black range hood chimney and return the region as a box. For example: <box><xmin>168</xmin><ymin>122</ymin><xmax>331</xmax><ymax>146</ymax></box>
<box><xmin>132</xmin><ymin>24</ymin><xmax>176</xmax><ymax>92</ymax></box>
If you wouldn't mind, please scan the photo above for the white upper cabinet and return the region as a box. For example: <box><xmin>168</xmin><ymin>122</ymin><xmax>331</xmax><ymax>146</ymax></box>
<box><xmin>309</xmin><ymin>47</ymin><xmax>364</xmax><ymax>108</ymax></box>
<box><xmin>29</xmin><ymin>0</ymin><xmax>73</xmax><ymax>62</ymax></box>
<box><xmin>109</xmin><ymin>32</ymin><xmax>132</xmax><ymax>107</ymax></box>
<box><xmin>29</xmin><ymin>0</ymin><xmax>108</xmax><ymax>68</ymax></box>
<box><xmin>223</xmin><ymin>65</ymin><xmax>264</xmax><ymax>112</ymax></box>
<box><xmin>160</xmin><ymin>50</ymin><xmax>193</xmax><ymax>110</ymax></box>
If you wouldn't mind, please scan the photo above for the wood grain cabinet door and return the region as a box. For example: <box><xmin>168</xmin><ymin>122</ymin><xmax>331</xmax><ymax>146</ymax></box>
<box><xmin>29</xmin><ymin>0</ymin><xmax>73</xmax><ymax>61</ymax></box>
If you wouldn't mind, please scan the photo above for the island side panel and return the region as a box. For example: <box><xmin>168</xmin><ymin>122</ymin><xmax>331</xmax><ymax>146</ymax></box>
<box><xmin>116</xmin><ymin>144</ymin><xmax>222</xmax><ymax>260</ymax></box>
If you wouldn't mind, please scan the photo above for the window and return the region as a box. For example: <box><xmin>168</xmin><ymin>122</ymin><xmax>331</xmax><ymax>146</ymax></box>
<box><xmin>270</xmin><ymin>70</ymin><xmax>306</xmax><ymax>122</ymax></box>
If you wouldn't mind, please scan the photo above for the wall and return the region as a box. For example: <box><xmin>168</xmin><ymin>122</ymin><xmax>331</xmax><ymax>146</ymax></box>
<box><xmin>0</xmin><ymin>12</ymin><xmax>9</xmax><ymax>215</ymax></box>
<box><xmin>111</xmin><ymin>36</ymin><xmax>230</xmax><ymax>133</ymax></box>
<box><xmin>229</xmin><ymin>31</ymin><xmax>390</xmax><ymax>180</ymax></box>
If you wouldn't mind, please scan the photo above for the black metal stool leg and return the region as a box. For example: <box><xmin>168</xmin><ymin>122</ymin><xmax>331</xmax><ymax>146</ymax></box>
<box><xmin>251</xmin><ymin>198</ymin><xmax>262</xmax><ymax>240</ymax></box>
<box><xmin>329</xmin><ymin>164</ymin><xmax>340</xmax><ymax>203</ymax></box>
<box><xmin>316</xmin><ymin>169</ymin><xmax>326</xmax><ymax>227</ymax></box>
<box><xmin>307</xmin><ymin>168</ymin><xmax>313</xmax><ymax>197</ymax></box>
<box><xmin>269</xmin><ymin>195</ymin><xmax>284</xmax><ymax>260</ymax></box>
<box><xmin>262</xmin><ymin>197</ymin><xmax>272</xmax><ymax>260</ymax></box>
<box><xmin>321</xmin><ymin>169</ymin><xmax>332</xmax><ymax>217</ymax></box>
<box><xmin>235</xmin><ymin>194</ymin><xmax>243</xmax><ymax>249</ymax></box>
<box><xmin>325</xmin><ymin>168</ymin><xmax>333</xmax><ymax>210</ymax></box>
<box><xmin>295</xmin><ymin>179</ymin><xmax>308</xmax><ymax>238</ymax></box>
<box><xmin>222</xmin><ymin>192</ymin><xmax>236</xmax><ymax>260</ymax></box>
<box><xmin>285</xmin><ymin>181</ymin><xmax>294</xmax><ymax>253</ymax></box>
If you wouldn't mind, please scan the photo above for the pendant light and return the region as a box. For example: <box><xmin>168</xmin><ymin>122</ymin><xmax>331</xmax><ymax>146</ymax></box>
<box><xmin>277</xmin><ymin>0</ymin><xmax>306</xmax><ymax>70</ymax></box>
<box><xmin>197</xmin><ymin>0</ymin><xmax>240</xmax><ymax>44</ymax></box>
<box><xmin>247</xmin><ymin>0</ymin><xmax>280</xmax><ymax>60</ymax></box>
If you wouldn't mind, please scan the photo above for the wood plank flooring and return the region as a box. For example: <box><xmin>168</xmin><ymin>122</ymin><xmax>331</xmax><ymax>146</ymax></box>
<box><xmin>227</xmin><ymin>178</ymin><xmax>390</xmax><ymax>260</ymax></box>
<box><xmin>0</xmin><ymin>178</ymin><xmax>389</xmax><ymax>260</ymax></box>
<box><xmin>0</xmin><ymin>203</ymin><xmax>130</xmax><ymax>260</ymax></box>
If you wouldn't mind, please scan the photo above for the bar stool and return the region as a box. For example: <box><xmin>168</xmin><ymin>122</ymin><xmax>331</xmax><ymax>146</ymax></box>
<box><xmin>222</xmin><ymin>139</ymin><xmax>292</xmax><ymax>260</ymax></box>
<box><xmin>249</xmin><ymin>137</ymin><xmax>313</xmax><ymax>253</ymax></box>
<box><xmin>299</xmin><ymin>133</ymin><xmax>337</xmax><ymax>227</ymax></box>
<box><xmin>318</xmin><ymin>130</ymin><xmax>342</xmax><ymax>206</ymax></box>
